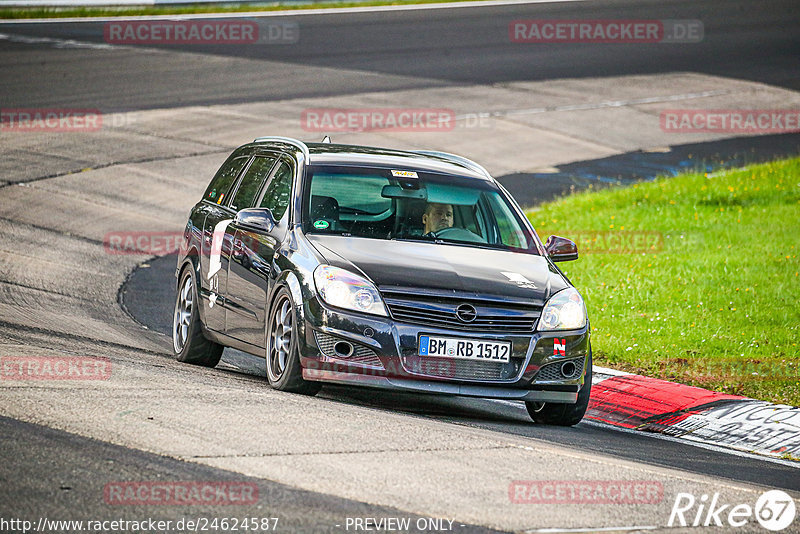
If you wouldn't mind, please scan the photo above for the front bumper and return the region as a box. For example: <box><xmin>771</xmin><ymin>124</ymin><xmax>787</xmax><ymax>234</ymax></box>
<box><xmin>299</xmin><ymin>298</ymin><xmax>589</xmax><ymax>401</ymax></box>
<box><xmin>302</xmin><ymin>367</ymin><xmax>579</xmax><ymax>402</ymax></box>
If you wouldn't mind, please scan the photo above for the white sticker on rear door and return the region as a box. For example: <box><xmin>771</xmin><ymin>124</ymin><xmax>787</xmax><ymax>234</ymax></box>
<box><xmin>208</xmin><ymin>219</ymin><xmax>233</xmax><ymax>279</ymax></box>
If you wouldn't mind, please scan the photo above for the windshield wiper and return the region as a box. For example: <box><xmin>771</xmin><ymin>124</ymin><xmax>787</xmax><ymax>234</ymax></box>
<box><xmin>392</xmin><ymin>236</ymin><xmax>503</xmax><ymax>250</ymax></box>
<box><xmin>392</xmin><ymin>234</ymin><xmax>455</xmax><ymax>243</ymax></box>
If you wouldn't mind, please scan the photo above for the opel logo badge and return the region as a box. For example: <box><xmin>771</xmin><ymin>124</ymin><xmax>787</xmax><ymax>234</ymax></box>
<box><xmin>455</xmin><ymin>303</ymin><xmax>477</xmax><ymax>323</ymax></box>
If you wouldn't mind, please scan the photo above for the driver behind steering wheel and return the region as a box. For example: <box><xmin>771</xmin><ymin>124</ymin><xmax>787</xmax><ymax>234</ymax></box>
<box><xmin>422</xmin><ymin>202</ymin><xmax>454</xmax><ymax>236</ymax></box>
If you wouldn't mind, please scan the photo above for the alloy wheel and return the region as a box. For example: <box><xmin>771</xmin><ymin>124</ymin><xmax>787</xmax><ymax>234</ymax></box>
<box><xmin>268</xmin><ymin>296</ymin><xmax>293</xmax><ymax>382</ymax></box>
<box><xmin>173</xmin><ymin>274</ymin><xmax>193</xmax><ymax>353</ymax></box>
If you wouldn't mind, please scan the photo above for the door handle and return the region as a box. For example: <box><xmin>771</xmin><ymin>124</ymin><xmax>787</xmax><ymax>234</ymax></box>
<box><xmin>232</xmin><ymin>239</ymin><xmax>243</xmax><ymax>260</ymax></box>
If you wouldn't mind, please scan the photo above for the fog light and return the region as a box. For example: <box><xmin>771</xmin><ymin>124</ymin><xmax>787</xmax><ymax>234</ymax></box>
<box><xmin>561</xmin><ymin>361</ymin><xmax>577</xmax><ymax>378</ymax></box>
<box><xmin>333</xmin><ymin>341</ymin><xmax>354</xmax><ymax>358</ymax></box>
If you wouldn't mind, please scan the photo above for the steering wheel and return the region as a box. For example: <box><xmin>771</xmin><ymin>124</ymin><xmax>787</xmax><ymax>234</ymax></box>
<box><xmin>430</xmin><ymin>226</ymin><xmax>486</xmax><ymax>243</ymax></box>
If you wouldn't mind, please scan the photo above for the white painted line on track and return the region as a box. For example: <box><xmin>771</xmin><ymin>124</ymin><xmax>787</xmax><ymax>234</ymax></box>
<box><xmin>456</xmin><ymin>90</ymin><xmax>732</xmax><ymax>122</ymax></box>
<box><xmin>589</xmin><ymin>365</ymin><xmax>632</xmax><ymax>377</ymax></box>
<box><xmin>0</xmin><ymin>30</ymin><xmax>166</xmax><ymax>52</ymax></box>
<box><xmin>0</xmin><ymin>0</ymin><xmax>587</xmax><ymax>23</ymax></box>
<box><xmin>0</xmin><ymin>31</ymin><xmax>117</xmax><ymax>49</ymax></box>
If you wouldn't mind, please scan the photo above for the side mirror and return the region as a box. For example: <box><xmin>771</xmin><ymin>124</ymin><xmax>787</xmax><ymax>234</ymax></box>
<box><xmin>234</xmin><ymin>208</ymin><xmax>276</xmax><ymax>233</ymax></box>
<box><xmin>545</xmin><ymin>235</ymin><xmax>578</xmax><ymax>262</ymax></box>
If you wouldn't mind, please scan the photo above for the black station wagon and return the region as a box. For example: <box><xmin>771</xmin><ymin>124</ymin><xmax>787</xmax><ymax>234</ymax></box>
<box><xmin>173</xmin><ymin>137</ymin><xmax>591</xmax><ymax>425</ymax></box>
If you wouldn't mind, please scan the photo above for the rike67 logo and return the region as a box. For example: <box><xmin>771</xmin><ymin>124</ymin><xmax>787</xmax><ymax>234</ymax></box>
<box><xmin>669</xmin><ymin>490</ymin><xmax>796</xmax><ymax>531</ymax></box>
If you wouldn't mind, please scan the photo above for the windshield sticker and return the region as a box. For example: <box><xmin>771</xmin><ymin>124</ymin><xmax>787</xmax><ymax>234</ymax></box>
<box><xmin>501</xmin><ymin>271</ymin><xmax>537</xmax><ymax>289</ymax></box>
<box><xmin>391</xmin><ymin>170</ymin><xmax>418</xmax><ymax>178</ymax></box>
<box><xmin>314</xmin><ymin>220</ymin><xmax>330</xmax><ymax>230</ymax></box>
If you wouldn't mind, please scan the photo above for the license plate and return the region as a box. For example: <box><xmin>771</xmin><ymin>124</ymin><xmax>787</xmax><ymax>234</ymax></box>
<box><xmin>418</xmin><ymin>335</ymin><xmax>511</xmax><ymax>363</ymax></box>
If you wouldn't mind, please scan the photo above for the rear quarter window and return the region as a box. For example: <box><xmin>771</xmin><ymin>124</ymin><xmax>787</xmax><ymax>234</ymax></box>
<box><xmin>203</xmin><ymin>155</ymin><xmax>249</xmax><ymax>205</ymax></box>
<box><xmin>259</xmin><ymin>159</ymin><xmax>294</xmax><ymax>220</ymax></box>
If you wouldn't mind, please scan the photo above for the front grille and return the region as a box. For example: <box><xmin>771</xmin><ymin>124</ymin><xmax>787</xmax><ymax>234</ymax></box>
<box><xmin>403</xmin><ymin>355</ymin><xmax>520</xmax><ymax>381</ymax></box>
<box><xmin>314</xmin><ymin>331</ymin><xmax>383</xmax><ymax>368</ymax></box>
<box><xmin>381</xmin><ymin>289</ymin><xmax>539</xmax><ymax>334</ymax></box>
<box><xmin>534</xmin><ymin>357</ymin><xmax>585</xmax><ymax>382</ymax></box>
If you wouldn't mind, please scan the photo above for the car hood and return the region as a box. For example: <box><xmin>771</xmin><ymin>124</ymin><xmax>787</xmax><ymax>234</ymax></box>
<box><xmin>306</xmin><ymin>234</ymin><xmax>568</xmax><ymax>303</ymax></box>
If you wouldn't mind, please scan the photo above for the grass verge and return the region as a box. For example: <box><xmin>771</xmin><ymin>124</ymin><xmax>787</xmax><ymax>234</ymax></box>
<box><xmin>528</xmin><ymin>157</ymin><xmax>800</xmax><ymax>406</ymax></box>
<box><xmin>0</xmin><ymin>0</ymin><xmax>476</xmax><ymax>20</ymax></box>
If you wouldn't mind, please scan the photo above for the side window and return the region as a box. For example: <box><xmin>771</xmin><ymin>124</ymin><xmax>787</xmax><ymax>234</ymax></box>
<box><xmin>483</xmin><ymin>193</ymin><xmax>527</xmax><ymax>249</ymax></box>
<box><xmin>203</xmin><ymin>155</ymin><xmax>248</xmax><ymax>204</ymax></box>
<box><xmin>259</xmin><ymin>159</ymin><xmax>294</xmax><ymax>220</ymax></box>
<box><xmin>230</xmin><ymin>156</ymin><xmax>277</xmax><ymax>211</ymax></box>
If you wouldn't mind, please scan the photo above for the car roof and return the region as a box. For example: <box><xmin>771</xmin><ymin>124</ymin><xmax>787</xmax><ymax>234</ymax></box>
<box><xmin>248</xmin><ymin>138</ymin><xmax>494</xmax><ymax>182</ymax></box>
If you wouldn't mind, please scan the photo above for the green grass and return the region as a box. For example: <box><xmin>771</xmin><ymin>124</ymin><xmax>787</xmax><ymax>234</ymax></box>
<box><xmin>528</xmin><ymin>158</ymin><xmax>800</xmax><ymax>406</ymax></box>
<box><xmin>0</xmin><ymin>0</ymin><xmax>475</xmax><ymax>19</ymax></box>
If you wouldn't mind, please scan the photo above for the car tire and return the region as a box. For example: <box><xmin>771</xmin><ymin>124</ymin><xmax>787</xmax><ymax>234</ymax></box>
<box><xmin>265</xmin><ymin>287</ymin><xmax>321</xmax><ymax>395</ymax></box>
<box><xmin>173</xmin><ymin>265</ymin><xmax>223</xmax><ymax>367</ymax></box>
<box><xmin>525</xmin><ymin>352</ymin><xmax>592</xmax><ymax>426</ymax></box>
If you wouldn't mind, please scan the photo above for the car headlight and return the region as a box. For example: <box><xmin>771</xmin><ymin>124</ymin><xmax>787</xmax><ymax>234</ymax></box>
<box><xmin>539</xmin><ymin>288</ymin><xmax>587</xmax><ymax>331</ymax></box>
<box><xmin>313</xmin><ymin>265</ymin><xmax>387</xmax><ymax>317</ymax></box>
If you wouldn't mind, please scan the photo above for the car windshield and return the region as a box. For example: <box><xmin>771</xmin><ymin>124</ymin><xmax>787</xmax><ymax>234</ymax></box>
<box><xmin>303</xmin><ymin>165</ymin><xmax>538</xmax><ymax>253</ymax></box>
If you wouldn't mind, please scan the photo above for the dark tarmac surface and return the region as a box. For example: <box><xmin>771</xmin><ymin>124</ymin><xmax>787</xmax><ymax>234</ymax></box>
<box><xmin>0</xmin><ymin>416</ymin><xmax>505</xmax><ymax>533</ymax></box>
<box><xmin>1</xmin><ymin>0</ymin><xmax>798</xmax><ymax>111</ymax></box>
<box><xmin>3</xmin><ymin>0</ymin><xmax>799</xmax><ymax>529</ymax></box>
<box><xmin>121</xmin><ymin>245</ymin><xmax>800</xmax><ymax>495</ymax></box>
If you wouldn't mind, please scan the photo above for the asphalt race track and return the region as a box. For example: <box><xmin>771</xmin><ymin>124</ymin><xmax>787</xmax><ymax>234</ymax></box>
<box><xmin>0</xmin><ymin>0</ymin><xmax>798</xmax><ymax>111</ymax></box>
<box><xmin>123</xmin><ymin>252</ymin><xmax>800</xmax><ymax>493</ymax></box>
<box><xmin>1</xmin><ymin>0</ymin><xmax>799</xmax><ymax>532</ymax></box>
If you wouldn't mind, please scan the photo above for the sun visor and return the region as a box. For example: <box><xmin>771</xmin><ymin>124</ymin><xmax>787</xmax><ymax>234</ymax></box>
<box><xmin>424</xmin><ymin>183</ymin><xmax>482</xmax><ymax>205</ymax></box>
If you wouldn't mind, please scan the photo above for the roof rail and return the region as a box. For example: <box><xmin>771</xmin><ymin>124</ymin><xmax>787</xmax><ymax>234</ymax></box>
<box><xmin>252</xmin><ymin>136</ymin><xmax>310</xmax><ymax>159</ymax></box>
<box><xmin>412</xmin><ymin>150</ymin><xmax>492</xmax><ymax>179</ymax></box>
